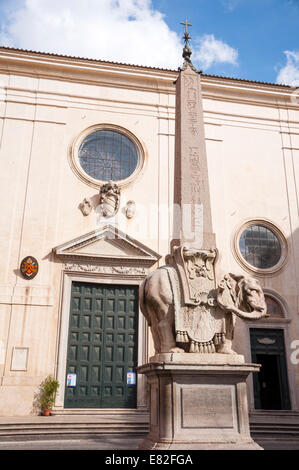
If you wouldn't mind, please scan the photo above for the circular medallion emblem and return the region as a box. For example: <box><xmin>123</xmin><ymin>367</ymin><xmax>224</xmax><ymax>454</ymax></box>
<box><xmin>20</xmin><ymin>256</ymin><xmax>38</xmax><ymax>280</ymax></box>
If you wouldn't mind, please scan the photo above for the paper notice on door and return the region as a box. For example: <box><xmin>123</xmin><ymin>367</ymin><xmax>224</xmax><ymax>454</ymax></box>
<box><xmin>127</xmin><ymin>372</ymin><xmax>136</xmax><ymax>385</ymax></box>
<box><xmin>67</xmin><ymin>373</ymin><xmax>77</xmax><ymax>387</ymax></box>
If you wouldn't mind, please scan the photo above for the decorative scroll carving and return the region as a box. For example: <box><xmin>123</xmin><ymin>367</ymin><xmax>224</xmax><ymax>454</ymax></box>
<box><xmin>64</xmin><ymin>263</ymin><xmax>146</xmax><ymax>276</ymax></box>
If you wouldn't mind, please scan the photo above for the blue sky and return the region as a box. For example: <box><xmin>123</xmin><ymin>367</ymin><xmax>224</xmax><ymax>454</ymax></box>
<box><xmin>0</xmin><ymin>0</ymin><xmax>298</xmax><ymax>85</ymax></box>
<box><xmin>153</xmin><ymin>0</ymin><xmax>299</xmax><ymax>84</ymax></box>
<box><xmin>153</xmin><ymin>0</ymin><xmax>299</xmax><ymax>83</ymax></box>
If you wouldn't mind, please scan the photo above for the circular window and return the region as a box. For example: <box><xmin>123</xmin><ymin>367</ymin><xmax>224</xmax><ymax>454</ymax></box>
<box><xmin>235</xmin><ymin>221</ymin><xmax>287</xmax><ymax>274</ymax></box>
<box><xmin>71</xmin><ymin>126</ymin><xmax>144</xmax><ymax>188</ymax></box>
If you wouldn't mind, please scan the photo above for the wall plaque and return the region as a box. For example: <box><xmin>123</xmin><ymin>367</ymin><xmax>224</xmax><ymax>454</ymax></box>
<box><xmin>20</xmin><ymin>256</ymin><xmax>38</xmax><ymax>279</ymax></box>
<box><xmin>181</xmin><ymin>386</ymin><xmax>234</xmax><ymax>429</ymax></box>
<box><xmin>11</xmin><ymin>347</ymin><xmax>29</xmax><ymax>371</ymax></box>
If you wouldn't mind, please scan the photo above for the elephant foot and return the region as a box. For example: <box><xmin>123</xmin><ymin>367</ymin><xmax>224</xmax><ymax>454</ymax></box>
<box><xmin>169</xmin><ymin>347</ymin><xmax>185</xmax><ymax>354</ymax></box>
<box><xmin>217</xmin><ymin>345</ymin><xmax>238</xmax><ymax>355</ymax></box>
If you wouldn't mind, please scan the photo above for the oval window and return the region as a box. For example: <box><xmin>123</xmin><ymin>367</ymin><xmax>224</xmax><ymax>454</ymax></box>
<box><xmin>239</xmin><ymin>224</ymin><xmax>282</xmax><ymax>269</ymax></box>
<box><xmin>78</xmin><ymin>129</ymin><xmax>139</xmax><ymax>183</ymax></box>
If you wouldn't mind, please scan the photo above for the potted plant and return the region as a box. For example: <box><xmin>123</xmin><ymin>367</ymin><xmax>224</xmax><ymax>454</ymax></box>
<box><xmin>37</xmin><ymin>375</ymin><xmax>59</xmax><ymax>416</ymax></box>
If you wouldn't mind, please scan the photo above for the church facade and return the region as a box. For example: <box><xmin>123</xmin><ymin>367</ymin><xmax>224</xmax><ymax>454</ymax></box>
<box><xmin>0</xmin><ymin>46</ymin><xmax>298</xmax><ymax>425</ymax></box>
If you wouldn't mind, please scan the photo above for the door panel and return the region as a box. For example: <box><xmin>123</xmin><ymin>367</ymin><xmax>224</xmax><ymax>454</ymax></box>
<box><xmin>250</xmin><ymin>328</ymin><xmax>291</xmax><ymax>410</ymax></box>
<box><xmin>64</xmin><ymin>282</ymin><xmax>139</xmax><ymax>409</ymax></box>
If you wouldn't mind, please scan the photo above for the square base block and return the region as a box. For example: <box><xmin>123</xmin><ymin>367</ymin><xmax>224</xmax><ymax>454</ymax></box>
<box><xmin>137</xmin><ymin>354</ymin><xmax>262</xmax><ymax>450</ymax></box>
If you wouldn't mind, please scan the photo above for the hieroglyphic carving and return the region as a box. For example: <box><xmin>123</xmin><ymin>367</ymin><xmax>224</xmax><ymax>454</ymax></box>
<box><xmin>184</xmin><ymin>74</ymin><xmax>204</xmax><ymax>221</ymax></box>
<box><xmin>189</xmin><ymin>146</ymin><xmax>200</xmax><ymax>168</ymax></box>
<box><xmin>184</xmin><ymin>75</ymin><xmax>199</xmax><ymax>136</ymax></box>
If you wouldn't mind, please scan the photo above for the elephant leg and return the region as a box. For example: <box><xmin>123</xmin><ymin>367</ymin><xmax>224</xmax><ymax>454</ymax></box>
<box><xmin>150</xmin><ymin>325</ymin><xmax>162</xmax><ymax>354</ymax></box>
<box><xmin>157</xmin><ymin>318</ymin><xmax>185</xmax><ymax>354</ymax></box>
<box><xmin>141</xmin><ymin>267</ymin><xmax>184</xmax><ymax>354</ymax></box>
<box><xmin>216</xmin><ymin>313</ymin><xmax>237</xmax><ymax>355</ymax></box>
<box><xmin>217</xmin><ymin>339</ymin><xmax>237</xmax><ymax>355</ymax></box>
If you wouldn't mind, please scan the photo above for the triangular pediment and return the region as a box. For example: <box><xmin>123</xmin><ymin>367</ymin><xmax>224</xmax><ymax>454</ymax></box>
<box><xmin>53</xmin><ymin>225</ymin><xmax>161</xmax><ymax>265</ymax></box>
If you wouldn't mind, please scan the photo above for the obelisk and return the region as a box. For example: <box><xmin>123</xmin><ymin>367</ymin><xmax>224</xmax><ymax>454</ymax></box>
<box><xmin>172</xmin><ymin>19</ymin><xmax>215</xmax><ymax>250</ymax></box>
<box><xmin>137</xmin><ymin>21</ymin><xmax>263</xmax><ymax>450</ymax></box>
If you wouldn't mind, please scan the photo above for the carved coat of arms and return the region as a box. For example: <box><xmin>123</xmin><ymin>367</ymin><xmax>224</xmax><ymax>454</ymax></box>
<box><xmin>99</xmin><ymin>181</ymin><xmax>120</xmax><ymax>217</ymax></box>
<box><xmin>172</xmin><ymin>245</ymin><xmax>217</xmax><ymax>306</ymax></box>
<box><xmin>171</xmin><ymin>246</ymin><xmax>220</xmax><ymax>351</ymax></box>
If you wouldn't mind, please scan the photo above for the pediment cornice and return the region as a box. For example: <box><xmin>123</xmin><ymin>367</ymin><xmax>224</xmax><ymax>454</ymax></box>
<box><xmin>53</xmin><ymin>225</ymin><xmax>161</xmax><ymax>267</ymax></box>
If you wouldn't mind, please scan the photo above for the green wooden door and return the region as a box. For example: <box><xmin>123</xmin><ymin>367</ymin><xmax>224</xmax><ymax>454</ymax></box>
<box><xmin>64</xmin><ymin>282</ymin><xmax>139</xmax><ymax>409</ymax></box>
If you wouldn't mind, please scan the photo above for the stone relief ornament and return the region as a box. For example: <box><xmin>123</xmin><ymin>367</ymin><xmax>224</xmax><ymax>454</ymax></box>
<box><xmin>99</xmin><ymin>181</ymin><xmax>120</xmax><ymax>217</ymax></box>
<box><xmin>139</xmin><ymin>244</ymin><xmax>268</xmax><ymax>356</ymax></box>
<box><xmin>125</xmin><ymin>200</ymin><xmax>136</xmax><ymax>219</ymax></box>
<box><xmin>257</xmin><ymin>337</ymin><xmax>276</xmax><ymax>345</ymax></box>
<box><xmin>79</xmin><ymin>198</ymin><xmax>92</xmax><ymax>216</ymax></box>
<box><xmin>172</xmin><ymin>245</ymin><xmax>217</xmax><ymax>306</ymax></box>
<box><xmin>64</xmin><ymin>263</ymin><xmax>146</xmax><ymax>275</ymax></box>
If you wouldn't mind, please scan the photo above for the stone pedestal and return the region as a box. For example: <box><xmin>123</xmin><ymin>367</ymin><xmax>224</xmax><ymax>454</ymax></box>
<box><xmin>137</xmin><ymin>353</ymin><xmax>262</xmax><ymax>450</ymax></box>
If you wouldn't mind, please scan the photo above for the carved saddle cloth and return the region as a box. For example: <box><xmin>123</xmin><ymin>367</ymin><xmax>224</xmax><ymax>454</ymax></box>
<box><xmin>165</xmin><ymin>246</ymin><xmax>226</xmax><ymax>353</ymax></box>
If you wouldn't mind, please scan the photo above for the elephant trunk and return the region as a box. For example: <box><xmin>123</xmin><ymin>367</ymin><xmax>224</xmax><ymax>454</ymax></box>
<box><xmin>217</xmin><ymin>288</ymin><xmax>268</xmax><ymax>321</ymax></box>
<box><xmin>225</xmin><ymin>305</ymin><xmax>268</xmax><ymax>321</ymax></box>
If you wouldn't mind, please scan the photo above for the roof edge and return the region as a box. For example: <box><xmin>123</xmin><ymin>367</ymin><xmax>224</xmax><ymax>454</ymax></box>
<box><xmin>0</xmin><ymin>45</ymin><xmax>294</xmax><ymax>89</ymax></box>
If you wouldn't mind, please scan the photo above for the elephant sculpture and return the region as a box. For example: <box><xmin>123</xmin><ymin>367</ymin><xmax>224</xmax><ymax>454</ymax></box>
<box><xmin>139</xmin><ymin>245</ymin><xmax>268</xmax><ymax>355</ymax></box>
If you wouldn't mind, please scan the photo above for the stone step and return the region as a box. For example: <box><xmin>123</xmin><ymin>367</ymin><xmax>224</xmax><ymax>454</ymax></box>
<box><xmin>250</xmin><ymin>412</ymin><xmax>299</xmax><ymax>444</ymax></box>
<box><xmin>0</xmin><ymin>412</ymin><xmax>149</xmax><ymax>440</ymax></box>
<box><xmin>1</xmin><ymin>412</ymin><xmax>299</xmax><ymax>444</ymax></box>
<box><xmin>251</xmin><ymin>429</ymin><xmax>299</xmax><ymax>439</ymax></box>
<box><xmin>252</xmin><ymin>424</ymin><xmax>299</xmax><ymax>431</ymax></box>
<box><xmin>0</xmin><ymin>424</ymin><xmax>148</xmax><ymax>435</ymax></box>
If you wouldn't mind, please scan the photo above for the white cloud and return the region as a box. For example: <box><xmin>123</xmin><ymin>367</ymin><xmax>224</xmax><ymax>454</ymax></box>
<box><xmin>276</xmin><ymin>51</ymin><xmax>299</xmax><ymax>86</ymax></box>
<box><xmin>221</xmin><ymin>0</ymin><xmax>243</xmax><ymax>12</ymax></box>
<box><xmin>0</xmin><ymin>0</ymin><xmax>239</xmax><ymax>71</ymax></box>
<box><xmin>193</xmin><ymin>34</ymin><xmax>238</xmax><ymax>70</ymax></box>
<box><xmin>0</xmin><ymin>0</ymin><xmax>182</xmax><ymax>69</ymax></box>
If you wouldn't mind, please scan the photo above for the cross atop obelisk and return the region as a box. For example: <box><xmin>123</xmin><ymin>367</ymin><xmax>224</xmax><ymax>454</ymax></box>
<box><xmin>172</xmin><ymin>20</ymin><xmax>215</xmax><ymax>250</ymax></box>
<box><xmin>180</xmin><ymin>18</ymin><xmax>192</xmax><ymax>37</ymax></box>
<box><xmin>179</xmin><ymin>18</ymin><xmax>196</xmax><ymax>71</ymax></box>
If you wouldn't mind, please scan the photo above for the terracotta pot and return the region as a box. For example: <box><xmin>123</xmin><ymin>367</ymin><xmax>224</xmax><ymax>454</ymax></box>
<box><xmin>42</xmin><ymin>409</ymin><xmax>51</xmax><ymax>416</ymax></box>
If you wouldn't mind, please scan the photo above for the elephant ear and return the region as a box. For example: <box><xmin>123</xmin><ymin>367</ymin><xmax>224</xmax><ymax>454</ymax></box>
<box><xmin>234</xmin><ymin>275</ymin><xmax>248</xmax><ymax>310</ymax></box>
<box><xmin>217</xmin><ymin>274</ymin><xmax>237</xmax><ymax>311</ymax></box>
